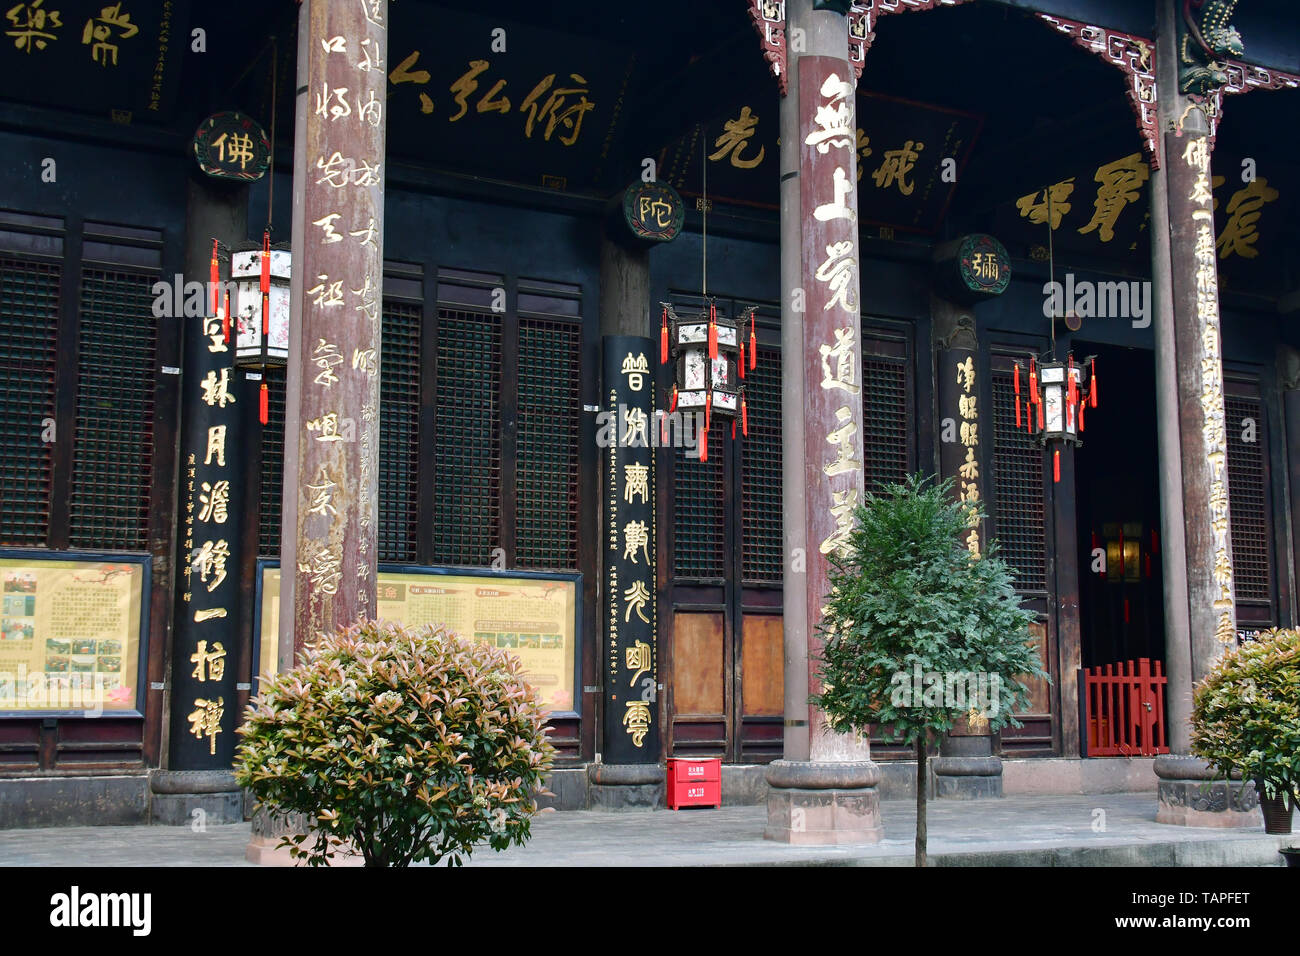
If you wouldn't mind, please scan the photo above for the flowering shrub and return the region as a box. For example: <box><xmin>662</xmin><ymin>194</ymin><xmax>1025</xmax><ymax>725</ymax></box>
<box><xmin>1190</xmin><ymin>628</ymin><xmax>1300</xmax><ymax>804</ymax></box>
<box><xmin>235</xmin><ymin>619</ymin><xmax>555</xmax><ymax>867</ymax></box>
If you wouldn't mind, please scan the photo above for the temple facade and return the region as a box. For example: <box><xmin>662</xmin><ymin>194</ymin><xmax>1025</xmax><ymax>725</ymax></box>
<box><xmin>0</xmin><ymin>0</ymin><xmax>1297</xmax><ymax>834</ymax></box>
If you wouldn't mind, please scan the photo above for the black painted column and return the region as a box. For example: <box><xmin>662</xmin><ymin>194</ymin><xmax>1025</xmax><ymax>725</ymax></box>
<box><xmin>152</xmin><ymin>176</ymin><xmax>248</xmax><ymax>825</ymax></box>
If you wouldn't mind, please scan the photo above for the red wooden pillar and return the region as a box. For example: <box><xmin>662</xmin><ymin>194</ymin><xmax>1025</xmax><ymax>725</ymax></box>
<box><xmin>278</xmin><ymin>0</ymin><xmax>388</xmax><ymax>663</ymax></box>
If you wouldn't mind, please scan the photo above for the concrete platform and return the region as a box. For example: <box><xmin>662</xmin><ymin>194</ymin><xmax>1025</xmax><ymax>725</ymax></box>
<box><xmin>0</xmin><ymin>794</ymin><xmax>1292</xmax><ymax>866</ymax></box>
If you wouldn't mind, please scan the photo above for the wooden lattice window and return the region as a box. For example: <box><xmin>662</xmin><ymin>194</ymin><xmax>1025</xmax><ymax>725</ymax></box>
<box><xmin>516</xmin><ymin>316</ymin><xmax>581</xmax><ymax>570</ymax></box>
<box><xmin>741</xmin><ymin>342</ymin><xmax>782</xmax><ymax>585</ymax></box>
<box><xmin>68</xmin><ymin>267</ymin><xmax>158</xmax><ymax>551</ymax></box>
<box><xmin>991</xmin><ymin>362</ymin><xmax>1047</xmax><ymax>593</ymax></box>
<box><xmin>378</xmin><ymin>299</ymin><xmax>421</xmax><ymax>563</ymax></box>
<box><xmin>431</xmin><ymin>305</ymin><xmax>502</xmax><ymax>566</ymax></box>
<box><xmin>0</xmin><ymin>255</ymin><xmax>59</xmax><ymax>546</ymax></box>
<box><xmin>861</xmin><ymin>336</ymin><xmax>910</xmax><ymax>493</ymax></box>
<box><xmin>258</xmin><ymin>366</ymin><xmax>287</xmax><ymax>556</ymax></box>
<box><xmin>1225</xmin><ymin>392</ymin><xmax>1270</xmax><ymax>603</ymax></box>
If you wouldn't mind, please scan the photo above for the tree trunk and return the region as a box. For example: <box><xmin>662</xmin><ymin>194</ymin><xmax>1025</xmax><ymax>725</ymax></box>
<box><xmin>915</xmin><ymin>733</ymin><xmax>928</xmax><ymax>867</ymax></box>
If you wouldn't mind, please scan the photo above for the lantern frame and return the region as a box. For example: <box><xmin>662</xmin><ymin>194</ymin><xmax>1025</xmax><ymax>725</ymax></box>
<box><xmin>232</xmin><ymin>246</ymin><xmax>292</xmax><ymax>368</ymax></box>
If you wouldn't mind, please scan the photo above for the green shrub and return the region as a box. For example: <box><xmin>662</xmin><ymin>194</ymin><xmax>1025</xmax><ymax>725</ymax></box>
<box><xmin>1191</xmin><ymin>627</ymin><xmax>1300</xmax><ymax>804</ymax></box>
<box><xmin>235</xmin><ymin>619</ymin><xmax>555</xmax><ymax>867</ymax></box>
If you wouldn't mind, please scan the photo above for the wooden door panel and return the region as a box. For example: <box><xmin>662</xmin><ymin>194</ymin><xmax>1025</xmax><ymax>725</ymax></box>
<box><xmin>741</xmin><ymin>613</ymin><xmax>782</xmax><ymax>717</ymax></box>
<box><xmin>673</xmin><ymin>612</ymin><xmax>724</xmax><ymax>714</ymax></box>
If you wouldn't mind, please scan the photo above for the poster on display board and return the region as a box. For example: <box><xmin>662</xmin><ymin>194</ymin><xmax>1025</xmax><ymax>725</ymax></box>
<box><xmin>254</xmin><ymin>561</ymin><xmax>581</xmax><ymax>718</ymax></box>
<box><xmin>0</xmin><ymin>551</ymin><xmax>148</xmax><ymax>716</ymax></box>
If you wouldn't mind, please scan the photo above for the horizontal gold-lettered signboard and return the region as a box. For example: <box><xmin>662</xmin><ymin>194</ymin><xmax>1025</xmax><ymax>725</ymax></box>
<box><xmin>256</xmin><ymin>564</ymin><xmax>579</xmax><ymax>715</ymax></box>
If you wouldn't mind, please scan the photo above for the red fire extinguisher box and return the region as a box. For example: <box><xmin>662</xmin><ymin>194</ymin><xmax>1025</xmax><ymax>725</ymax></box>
<box><xmin>666</xmin><ymin>757</ymin><xmax>722</xmax><ymax>809</ymax></box>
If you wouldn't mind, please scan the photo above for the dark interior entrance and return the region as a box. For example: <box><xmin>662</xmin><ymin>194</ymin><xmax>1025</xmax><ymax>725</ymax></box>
<box><xmin>1074</xmin><ymin>344</ymin><xmax>1165</xmax><ymax>670</ymax></box>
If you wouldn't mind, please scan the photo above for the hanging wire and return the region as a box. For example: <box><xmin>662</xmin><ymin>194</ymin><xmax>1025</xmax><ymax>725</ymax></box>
<box><xmin>266</xmin><ymin>36</ymin><xmax>278</xmax><ymax>235</ymax></box>
<box><xmin>700</xmin><ymin>124</ymin><xmax>707</xmax><ymax>299</ymax></box>
<box><xmin>1047</xmin><ymin>183</ymin><xmax>1056</xmax><ymax>360</ymax></box>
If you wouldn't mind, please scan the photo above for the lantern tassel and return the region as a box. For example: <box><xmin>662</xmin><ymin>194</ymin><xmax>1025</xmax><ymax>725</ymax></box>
<box><xmin>259</xmin><ymin>382</ymin><xmax>269</xmax><ymax>425</ymax></box>
<box><xmin>1029</xmin><ymin>357</ymin><xmax>1038</xmax><ymax>405</ymax></box>
<box><xmin>1014</xmin><ymin>362</ymin><xmax>1021</xmax><ymax>397</ymax></box>
<box><xmin>669</xmin><ymin>383</ymin><xmax>678</xmax><ymax>413</ymax></box>
<box><xmin>1015</xmin><ymin>397</ymin><xmax>1021</xmax><ymax>428</ymax></box>
<box><xmin>1090</xmin><ymin>358</ymin><xmax>1098</xmax><ymax>408</ymax></box>
<box><xmin>1036</xmin><ymin>399</ymin><xmax>1044</xmax><ymax>431</ymax></box>
<box><xmin>738</xmin><ymin>341</ymin><xmax>745</xmax><ymax>380</ymax></box>
<box><xmin>708</xmin><ymin>303</ymin><xmax>717</xmax><ymax>360</ymax></box>
<box><xmin>260</xmin><ymin>229</ymin><xmax>271</xmax><ymax>336</ymax></box>
<box><xmin>222</xmin><ymin>290</ymin><xmax>230</xmax><ymax>344</ymax></box>
<box><xmin>1053</xmin><ymin>448</ymin><xmax>1060</xmax><ymax>483</ymax></box>
<box><xmin>209</xmin><ymin>239</ymin><xmax>220</xmax><ymax>316</ymax></box>
<box><xmin>749</xmin><ymin>312</ymin><xmax>756</xmax><ymax>370</ymax></box>
<box><xmin>698</xmin><ymin>424</ymin><xmax>708</xmax><ymax>463</ymax></box>
<box><xmin>705</xmin><ymin>391</ymin><xmax>711</xmax><ymax>431</ymax></box>
<box><xmin>741</xmin><ymin>391</ymin><xmax>748</xmax><ymax>437</ymax></box>
<box><xmin>731</xmin><ymin>420</ymin><xmax>736</xmax><ymax>440</ymax></box>
<box><xmin>660</xmin><ymin>307</ymin><xmax>668</xmax><ymax>364</ymax></box>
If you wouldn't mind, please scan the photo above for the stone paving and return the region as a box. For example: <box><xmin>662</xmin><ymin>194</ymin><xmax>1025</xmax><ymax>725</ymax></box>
<box><xmin>0</xmin><ymin>794</ymin><xmax>1292</xmax><ymax>866</ymax></box>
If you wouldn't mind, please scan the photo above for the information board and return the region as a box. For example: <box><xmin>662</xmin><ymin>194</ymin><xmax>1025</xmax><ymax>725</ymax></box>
<box><xmin>0</xmin><ymin>553</ymin><xmax>146</xmax><ymax>714</ymax></box>
<box><xmin>257</xmin><ymin>564</ymin><xmax>579</xmax><ymax>716</ymax></box>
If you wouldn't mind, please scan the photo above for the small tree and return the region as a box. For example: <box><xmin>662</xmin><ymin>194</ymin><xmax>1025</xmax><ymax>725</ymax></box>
<box><xmin>1191</xmin><ymin>627</ymin><xmax>1300</xmax><ymax>807</ymax></box>
<box><xmin>811</xmin><ymin>474</ymin><xmax>1048</xmax><ymax>866</ymax></box>
<box><xmin>235</xmin><ymin>619</ymin><xmax>555</xmax><ymax>867</ymax></box>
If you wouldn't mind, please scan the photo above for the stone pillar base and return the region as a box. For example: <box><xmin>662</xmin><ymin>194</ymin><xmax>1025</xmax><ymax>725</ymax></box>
<box><xmin>1154</xmin><ymin>754</ymin><xmax>1260</xmax><ymax>828</ymax></box>
<box><xmin>148</xmin><ymin>770</ymin><xmax>243</xmax><ymax>826</ymax></box>
<box><xmin>763</xmin><ymin>760</ymin><xmax>883</xmax><ymax>845</ymax></box>
<box><xmin>587</xmin><ymin>763</ymin><xmax>664</xmax><ymax>810</ymax></box>
<box><xmin>934</xmin><ymin>733</ymin><xmax>1002</xmax><ymax>799</ymax></box>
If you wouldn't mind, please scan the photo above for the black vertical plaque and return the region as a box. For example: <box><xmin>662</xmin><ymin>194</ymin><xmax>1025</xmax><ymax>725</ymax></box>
<box><xmin>601</xmin><ymin>335</ymin><xmax>659</xmax><ymax>763</ymax></box>
<box><xmin>169</xmin><ymin>284</ymin><xmax>243</xmax><ymax>769</ymax></box>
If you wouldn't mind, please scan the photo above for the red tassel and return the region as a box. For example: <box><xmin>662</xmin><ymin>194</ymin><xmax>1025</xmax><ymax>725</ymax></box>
<box><xmin>1067</xmin><ymin>356</ymin><xmax>1077</xmax><ymax>409</ymax></box>
<box><xmin>1078</xmin><ymin>398</ymin><xmax>1085</xmax><ymax>432</ymax></box>
<box><xmin>222</xmin><ymin>290</ymin><xmax>230</xmax><ymax>343</ymax></box>
<box><xmin>1036</xmin><ymin>400</ymin><xmax>1044</xmax><ymax>431</ymax></box>
<box><xmin>669</xmin><ymin>384</ymin><xmax>678</xmax><ymax>413</ymax></box>
<box><xmin>209</xmin><ymin>239</ymin><xmax>219</xmax><ymax>315</ymax></box>
<box><xmin>708</xmin><ymin>306</ymin><xmax>717</xmax><ymax>360</ymax></box>
<box><xmin>1053</xmin><ymin>448</ymin><xmax>1060</xmax><ymax>483</ymax></box>
<box><xmin>1014</xmin><ymin>362</ymin><xmax>1021</xmax><ymax>396</ymax></box>
<box><xmin>731</xmin><ymin>420</ymin><xmax>736</xmax><ymax>440</ymax></box>
<box><xmin>699</xmin><ymin>425</ymin><xmax>708</xmax><ymax>462</ymax></box>
<box><xmin>260</xmin><ymin>230</ymin><xmax>271</xmax><ymax>336</ymax></box>
<box><xmin>1090</xmin><ymin>358</ymin><xmax>1098</xmax><ymax>408</ymax></box>
<box><xmin>660</xmin><ymin>307</ymin><xmax>668</xmax><ymax>364</ymax></box>
<box><xmin>259</xmin><ymin>382</ymin><xmax>269</xmax><ymax>425</ymax></box>
<box><xmin>741</xmin><ymin>392</ymin><xmax>748</xmax><ymax>436</ymax></box>
<box><xmin>660</xmin><ymin>414</ymin><xmax>667</xmax><ymax>446</ymax></box>
<box><xmin>705</xmin><ymin>391</ymin><xmax>711</xmax><ymax>430</ymax></box>
<box><xmin>1029</xmin><ymin>357</ymin><xmax>1037</xmax><ymax>404</ymax></box>
<box><xmin>1015</xmin><ymin>398</ymin><xmax>1021</xmax><ymax>428</ymax></box>
<box><xmin>738</xmin><ymin>342</ymin><xmax>745</xmax><ymax>380</ymax></box>
<box><xmin>749</xmin><ymin>313</ymin><xmax>756</xmax><ymax>370</ymax></box>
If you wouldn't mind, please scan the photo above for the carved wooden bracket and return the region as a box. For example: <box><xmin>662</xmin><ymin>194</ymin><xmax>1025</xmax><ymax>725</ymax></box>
<box><xmin>1037</xmin><ymin>15</ymin><xmax>1160</xmax><ymax>166</ymax></box>
<box><xmin>748</xmin><ymin>0</ymin><xmax>971</xmax><ymax>95</ymax></box>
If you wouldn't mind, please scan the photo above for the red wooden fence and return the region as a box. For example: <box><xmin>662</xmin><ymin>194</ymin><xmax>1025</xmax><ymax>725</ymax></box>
<box><xmin>1081</xmin><ymin>658</ymin><xmax>1170</xmax><ymax>757</ymax></box>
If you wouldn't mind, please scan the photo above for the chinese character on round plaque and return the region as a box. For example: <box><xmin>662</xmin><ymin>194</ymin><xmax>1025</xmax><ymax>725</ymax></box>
<box><xmin>957</xmin><ymin>234</ymin><xmax>1011</xmax><ymax>297</ymax></box>
<box><xmin>622</xmin><ymin>181</ymin><xmax>684</xmax><ymax>243</ymax></box>
<box><xmin>192</xmin><ymin>111</ymin><xmax>271</xmax><ymax>182</ymax></box>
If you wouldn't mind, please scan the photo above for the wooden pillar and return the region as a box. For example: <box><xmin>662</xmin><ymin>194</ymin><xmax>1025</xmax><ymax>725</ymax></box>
<box><xmin>765</xmin><ymin>0</ymin><xmax>881</xmax><ymax>845</ymax></box>
<box><xmin>588</xmin><ymin>233</ymin><xmax>663</xmax><ymax>805</ymax></box>
<box><xmin>152</xmin><ymin>177</ymin><xmax>249</xmax><ymax>824</ymax></box>
<box><xmin>278</xmin><ymin>0</ymin><xmax>388</xmax><ymax>663</ymax></box>
<box><xmin>1150</xmin><ymin>0</ymin><xmax>1251</xmax><ymax>826</ymax></box>
<box><xmin>1281</xmin><ymin>348</ymin><xmax>1300</xmax><ymax>629</ymax></box>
